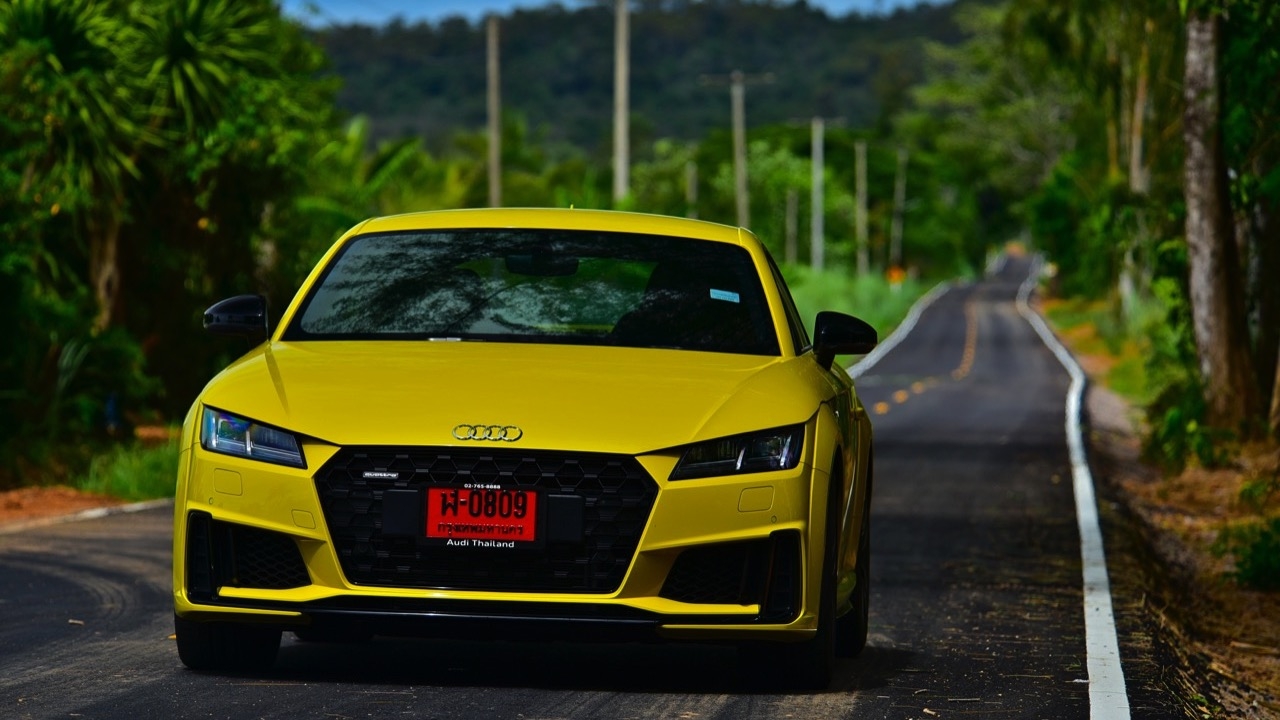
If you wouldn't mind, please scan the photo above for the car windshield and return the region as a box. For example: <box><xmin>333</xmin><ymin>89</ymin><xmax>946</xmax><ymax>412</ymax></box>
<box><xmin>283</xmin><ymin>229</ymin><xmax>780</xmax><ymax>355</ymax></box>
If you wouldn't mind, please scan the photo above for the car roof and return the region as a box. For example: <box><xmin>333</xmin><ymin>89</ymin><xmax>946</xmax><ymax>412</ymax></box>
<box><xmin>355</xmin><ymin>208</ymin><xmax>751</xmax><ymax>246</ymax></box>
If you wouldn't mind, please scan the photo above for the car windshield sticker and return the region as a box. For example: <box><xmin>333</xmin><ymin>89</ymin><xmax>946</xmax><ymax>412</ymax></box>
<box><xmin>710</xmin><ymin>288</ymin><xmax>740</xmax><ymax>303</ymax></box>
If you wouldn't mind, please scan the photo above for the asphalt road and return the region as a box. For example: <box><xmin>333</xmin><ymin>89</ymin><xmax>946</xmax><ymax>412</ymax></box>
<box><xmin>0</xmin><ymin>257</ymin><xmax>1188</xmax><ymax>719</ymax></box>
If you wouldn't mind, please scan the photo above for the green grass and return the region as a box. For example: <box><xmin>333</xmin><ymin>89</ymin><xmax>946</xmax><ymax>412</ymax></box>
<box><xmin>75</xmin><ymin>441</ymin><xmax>179</xmax><ymax>500</ymax></box>
<box><xmin>783</xmin><ymin>265</ymin><xmax>932</xmax><ymax>348</ymax></box>
<box><xmin>1042</xmin><ymin>296</ymin><xmax>1157</xmax><ymax>406</ymax></box>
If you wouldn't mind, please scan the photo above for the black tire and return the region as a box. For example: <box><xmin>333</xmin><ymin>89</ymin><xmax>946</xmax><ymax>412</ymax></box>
<box><xmin>739</xmin><ymin>467</ymin><xmax>841</xmax><ymax>691</ymax></box>
<box><xmin>835</xmin><ymin>501</ymin><xmax>870</xmax><ymax>657</ymax></box>
<box><xmin>174</xmin><ymin>614</ymin><xmax>281</xmax><ymax>673</ymax></box>
<box><xmin>784</xmin><ymin>561</ymin><xmax>837</xmax><ymax>690</ymax></box>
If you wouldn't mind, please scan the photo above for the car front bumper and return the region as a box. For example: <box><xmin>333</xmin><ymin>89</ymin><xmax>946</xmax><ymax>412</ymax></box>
<box><xmin>173</xmin><ymin>429</ymin><xmax>830</xmax><ymax>644</ymax></box>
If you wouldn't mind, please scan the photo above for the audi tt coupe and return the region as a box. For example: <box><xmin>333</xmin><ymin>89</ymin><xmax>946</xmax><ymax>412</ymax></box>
<box><xmin>173</xmin><ymin>208</ymin><xmax>877</xmax><ymax>689</ymax></box>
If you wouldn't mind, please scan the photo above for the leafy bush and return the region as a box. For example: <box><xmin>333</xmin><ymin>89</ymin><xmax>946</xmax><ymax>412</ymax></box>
<box><xmin>1140</xmin><ymin>271</ymin><xmax>1235</xmax><ymax>472</ymax></box>
<box><xmin>1213</xmin><ymin>518</ymin><xmax>1280</xmax><ymax>591</ymax></box>
<box><xmin>75</xmin><ymin>441</ymin><xmax>179</xmax><ymax>501</ymax></box>
<box><xmin>1239</xmin><ymin>471</ymin><xmax>1279</xmax><ymax>514</ymax></box>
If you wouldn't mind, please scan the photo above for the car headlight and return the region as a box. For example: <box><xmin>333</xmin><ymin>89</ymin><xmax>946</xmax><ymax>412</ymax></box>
<box><xmin>200</xmin><ymin>407</ymin><xmax>305</xmax><ymax>468</ymax></box>
<box><xmin>669</xmin><ymin>425</ymin><xmax>804</xmax><ymax>481</ymax></box>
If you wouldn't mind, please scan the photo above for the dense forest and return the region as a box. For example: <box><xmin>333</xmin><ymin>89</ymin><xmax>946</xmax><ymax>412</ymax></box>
<box><xmin>1</xmin><ymin>0</ymin><xmax>1278</xmax><ymax>498</ymax></box>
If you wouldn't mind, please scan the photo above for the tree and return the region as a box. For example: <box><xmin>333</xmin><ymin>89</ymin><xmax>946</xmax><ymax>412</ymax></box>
<box><xmin>0</xmin><ymin>0</ymin><xmax>151</xmax><ymax>333</ymax></box>
<box><xmin>898</xmin><ymin>4</ymin><xmax>1078</xmax><ymax>264</ymax></box>
<box><xmin>1182</xmin><ymin>5</ymin><xmax>1260</xmax><ymax>431</ymax></box>
<box><xmin>1218</xmin><ymin>1</ymin><xmax>1280</xmax><ymax>437</ymax></box>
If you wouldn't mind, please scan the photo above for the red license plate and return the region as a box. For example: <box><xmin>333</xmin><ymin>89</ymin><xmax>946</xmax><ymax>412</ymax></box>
<box><xmin>425</xmin><ymin>486</ymin><xmax>538</xmax><ymax>543</ymax></box>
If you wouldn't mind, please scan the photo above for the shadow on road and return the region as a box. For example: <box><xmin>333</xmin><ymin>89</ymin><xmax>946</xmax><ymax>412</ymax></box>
<box><xmin>213</xmin><ymin>636</ymin><xmax>924</xmax><ymax>695</ymax></box>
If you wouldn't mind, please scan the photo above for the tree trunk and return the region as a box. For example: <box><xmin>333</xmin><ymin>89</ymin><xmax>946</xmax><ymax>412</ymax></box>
<box><xmin>89</xmin><ymin>207</ymin><xmax>121</xmax><ymax>333</ymax></box>
<box><xmin>1119</xmin><ymin>22</ymin><xmax>1153</xmax><ymax>317</ymax></box>
<box><xmin>1272</xmin><ymin>336</ymin><xmax>1280</xmax><ymax>440</ymax></box>
<box><xmin>1105</xmin><ymin>39</ymin><xmax>1121</xmax><ymax>181</ymax></box>
<box><xmin>1249</xmin><ymin>196</ymin><xmax>1280</xmax><ymax>427</ymax></box>
<box><xmin>1269</xmin><ymin>333</ymin><xmax>1280</xmax><ymax>440</ymax></box>
<box><xmin>1182</xmin><ymin>11</ymin><xmax>1260</xmax><ymax>431</ymax></box>
<box><xmin>1129</xmin><ymin>21</ymin><xmax>1152</xmax><ymax>196</ymax></box>
<box><xmin>1257</xmin><ymin>196</ymin><xmax>1280</xmax><ymax>438</ymax></box>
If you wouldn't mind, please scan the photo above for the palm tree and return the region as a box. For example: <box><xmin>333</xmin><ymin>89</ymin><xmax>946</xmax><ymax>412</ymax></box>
<box><xmin>0</xmin><ymin>0</ymin><xmax>148</xmax><ymax>332</ymax></box>
<box><xmin>134</xmin><ymin>0</ymin><xmax>279</xmax><ymax>138</ymax></box>
<box><xmin>297</xmin><ymin>116</ymin><xmax>427</xmax><ymax>231</ymax></box>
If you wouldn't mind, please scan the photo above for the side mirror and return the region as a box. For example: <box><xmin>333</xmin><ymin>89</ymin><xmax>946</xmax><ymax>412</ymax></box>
<box><xmin>813</xmin><ymin>311</ymin><xmax>878</xmax><ymax>371</ymax></box>
<box><xmin>204</xmin><ymin>294</ymin><xmax>268</xmax><ymax>340</ymax></box>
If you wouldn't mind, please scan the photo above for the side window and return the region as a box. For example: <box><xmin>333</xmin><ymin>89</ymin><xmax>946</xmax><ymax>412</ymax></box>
<box><xmin>764</xmin><ymin>252</ymin><xmax>811</xmax><ymax>355</ymax></box>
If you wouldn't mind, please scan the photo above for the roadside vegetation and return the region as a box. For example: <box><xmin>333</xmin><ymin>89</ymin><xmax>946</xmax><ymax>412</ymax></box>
<box><xmin>74</xmin><ymin>441</ymin><xmax>179</xmax><ymax>502</ymax></box>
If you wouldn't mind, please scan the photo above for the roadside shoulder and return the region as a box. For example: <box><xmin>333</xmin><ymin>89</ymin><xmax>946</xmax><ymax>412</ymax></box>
<box><xmin>0</xmin><ymin>486</ymin><xmax>172</xmax><ymax>535</ymax></box>
<box><xmin>1083</xmin><ymin>384</ymin><xmax>1280</xmax><ymax>719</ymax></box>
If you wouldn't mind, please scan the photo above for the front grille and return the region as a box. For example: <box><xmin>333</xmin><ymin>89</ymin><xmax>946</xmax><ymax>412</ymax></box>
<box><xmin>315</xmin><ymin>447</ymin><xmax>658</xmax><ymax>593</ymax></box>
<box><xmin>186</xmin><ymin>512</ymin><xmax>310</xmax><ymax>600</ymax></box>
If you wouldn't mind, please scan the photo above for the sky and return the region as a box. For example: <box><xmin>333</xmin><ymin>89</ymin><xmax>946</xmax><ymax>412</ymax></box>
<box><xmin>281</xmin><ymin>0</ymin><xmax>942</xmax><ymax>27</ymax></box>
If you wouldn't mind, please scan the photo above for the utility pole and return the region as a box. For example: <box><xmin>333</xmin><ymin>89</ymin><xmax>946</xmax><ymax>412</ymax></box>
<box><xmin>700</xmin><ymin>70</ymin><xmax>773</xmax><ymax>227</ymax></box>
<box><xmin>889</xmin><ymin>146</ymin><xmax>908</xmax><ymax>269</ymax></box>
<box><xmin>486</xmin><ymin>14</ymin><xmax>501</xmax><ymax>207</ymax></box>
<box><xmin>785</xmin><ymin>188</ymin><xmax>798</xmax><ymax>264</ymax></box>
<box><xmin>811</xmin><ymin>117</ymin><xmax>824</xmax><ymax>270</ymax></box>
<box><xmin>612</xmin><ymin>0</ymin><xmax>629</xmax><ymax>202</ymax></box>
<box><xmin>855</xmin><ymin>139</ymin><xmax>869</xmax><ymax>276</ymax></box>
<box><xmin>685</xmin><ymin>161</ymin><xmax>698</xmax><ymax>219</ymax></box>
<box><xmin>730</xmin><ymin>72</ymin><xmax>748</xmax><ymax>227</ymax></box>
<box><xmin>788</xmin><ymin>115</ymin><xmax>842</xmax><ymax>269</ymax></box>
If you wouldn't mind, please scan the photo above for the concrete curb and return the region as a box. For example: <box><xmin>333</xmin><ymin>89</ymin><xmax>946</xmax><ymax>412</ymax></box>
<box><xmin>0</xmin><ymin>498</ymin><xmax>173</xmax><ymax>535</ymax></box>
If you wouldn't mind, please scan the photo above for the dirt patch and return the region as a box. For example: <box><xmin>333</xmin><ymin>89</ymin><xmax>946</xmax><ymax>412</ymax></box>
<box><xmin>1108</xmin><ymin>439</ymin><xmax>1280</xmax><ymax>717</ymax></box>
<box><xmin>0</xmin><ymin>486</ymin><xmax>126</xmax><ymax>527</ymax></box>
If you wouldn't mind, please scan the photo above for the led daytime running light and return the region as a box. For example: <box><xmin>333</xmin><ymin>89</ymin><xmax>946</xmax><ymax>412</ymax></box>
<box><xmin>200</xmin><ymin>408</ymin><xmax>305</xmax><ymax>468</ymax></box>
<box><xmin>670</xmin><ymin>425</ymin><xmax>804</xmax><ymax>481</ymax></box>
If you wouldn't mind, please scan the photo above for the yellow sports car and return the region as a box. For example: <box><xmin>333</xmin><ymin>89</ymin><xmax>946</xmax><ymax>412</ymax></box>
<box><xmin>173</xmin><ymin>208</ymin><xmax>877</xmax><ymax>689</ymax></box>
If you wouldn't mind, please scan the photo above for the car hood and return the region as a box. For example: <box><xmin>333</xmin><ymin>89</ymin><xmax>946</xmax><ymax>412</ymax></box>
<box><xmin>196</xmin><ymin>341</ymin><xmax>832</xmax><ymax>454</ymax></box>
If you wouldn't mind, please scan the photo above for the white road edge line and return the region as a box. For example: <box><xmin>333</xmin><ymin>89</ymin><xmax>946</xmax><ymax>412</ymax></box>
<box><xmin>1016</xmin><ymin>258</ymin><xmax>1132</xmax><ymax>720</ymax></box>
<box><xmin>848</xmin><ymin>281</ymin><xmax>952</xmax><ymax>379</ymax></box>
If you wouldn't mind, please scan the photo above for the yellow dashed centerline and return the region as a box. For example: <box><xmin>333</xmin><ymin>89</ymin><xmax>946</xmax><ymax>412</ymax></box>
<box><xmin>950</xmin><ymin>299</ymin><xmax>979</xmax><ymax>380</ymax></box>
<box><xmin>866</xmin><ymin>297</ymin><xmax>980</xmax><ymax>416</ymax></box>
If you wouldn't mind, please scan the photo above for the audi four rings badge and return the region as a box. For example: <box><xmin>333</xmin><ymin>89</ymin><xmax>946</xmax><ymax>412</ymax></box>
<box><xmin>453</xmin><ymin>424</ymin><xmax>523</xmax><ymax>442</ymax></box>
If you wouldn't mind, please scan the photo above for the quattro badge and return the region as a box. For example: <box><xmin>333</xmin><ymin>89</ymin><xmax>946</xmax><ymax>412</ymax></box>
<box><xmin>453</xmin><ymin>424</ymin><xmax>523</xmax><ymax>442</ymax></box>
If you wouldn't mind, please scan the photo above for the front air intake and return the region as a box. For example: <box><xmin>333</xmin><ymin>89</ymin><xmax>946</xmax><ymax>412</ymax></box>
<box><xmin>185</xmin><ymin>512</ymin><xmax>310</xmax><ymax>600</ymax></box>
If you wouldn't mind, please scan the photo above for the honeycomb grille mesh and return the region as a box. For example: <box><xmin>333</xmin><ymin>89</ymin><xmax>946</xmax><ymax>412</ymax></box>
<box><xmin>659</xmin><ymin>533</ymin><xmax>801</xmax><ymax>622</ymax></box>
<box><xmin>660</xmin><ymin>539</ymin><xmax>767</xmax><ymax>605</ymax></box>
<box><xmin>185</xmin><ymin>513</ymin><xmax>310</xmax><ymax>596</ymax></box>
<box><xmin>228</xmin><ymin>524</ymin><xmax>311</xmax><ymax>589</ymax></box>
<box><xmin>315</xmin><ymin>447</ymin><xmax>658</xmax><ymax>593</ymax></box>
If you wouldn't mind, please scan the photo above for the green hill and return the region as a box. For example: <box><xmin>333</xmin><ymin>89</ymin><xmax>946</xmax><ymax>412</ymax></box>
<box><xmin>312</xmin><ymin>0</ymin><xmax>972</xmax><ymax>154</ymax></box>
